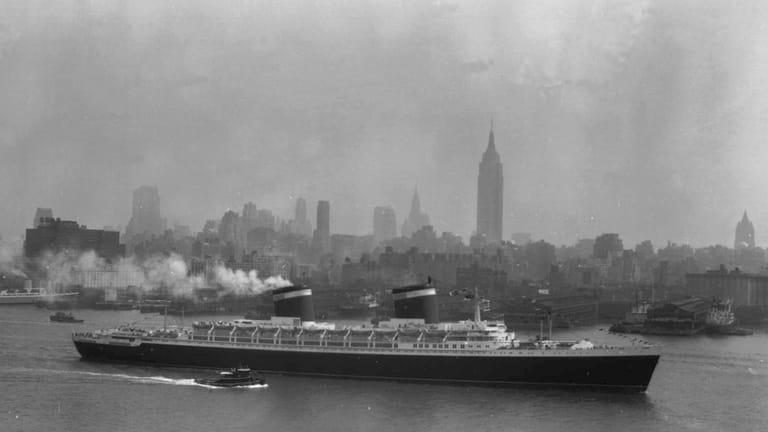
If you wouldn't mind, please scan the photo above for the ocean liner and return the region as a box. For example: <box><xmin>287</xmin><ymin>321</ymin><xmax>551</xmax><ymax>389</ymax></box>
<box><xmin>0</xmin><ymin>289</ymin><xmax>78</xmax><ymax>305</ymax></box>
<box><xmin>72</xmin><ymin>284</ymin><xmax>660</xmax><ymax>391</ymax></box>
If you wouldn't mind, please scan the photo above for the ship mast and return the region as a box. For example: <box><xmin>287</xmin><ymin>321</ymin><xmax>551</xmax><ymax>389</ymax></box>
<box><xmin>474</xmin><ymin>286</ymin><xmax>481</xmax><ymax>323</ymax></box>
<box><xmin>549</xmin><ymin>313</ymin><xmax>553</xmax><ymax>340</ymax></box>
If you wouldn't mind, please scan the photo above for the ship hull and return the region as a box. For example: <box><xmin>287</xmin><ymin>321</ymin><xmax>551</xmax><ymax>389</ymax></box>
<box><xmin>73</xmin><ymin>339</ymin><xmax>659</xmax><ymax>392</ymax></box>
<box><xmin>0</xmin><ymin>296</ymin><xmax>39</xmax><ymax>305</ymax></box>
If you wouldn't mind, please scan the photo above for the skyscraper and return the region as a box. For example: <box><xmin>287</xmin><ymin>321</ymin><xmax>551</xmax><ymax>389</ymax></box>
<box><xmin>295</xmin><ymin>197</ymin><xmax>307</xmax><ymax>222</ymax></box>
<box><xmin>314</xmin><ymin>200</ymin><xmax>330</xmax><ymax>254</ymax></box>
<box><xmin>125</xmin><ymin>186</ymin><xmax>166</xmax><ymax>240</ymax></box>
<box><xmin>242</xmin><ymin>201</ymin><xmax>257</xmax><ymax>221</ymax></box>
<box><xmin>291</xmin><ymin>197</ymin><xmax>312</xmax><ymax>237</ymax></box>
<box><xmin>735</xmin><ymin>211</ymin><xmax>755</xmax><ymax>249</ymax></box>
<box><xmin>241</xmin><ymin>202</ymin><xmax>258</xmax><ymax>233</ymax></box>
<box><xmin>255</xmin><ymin>209</ymin><xmax>276</xmax><ymax>230</ymax></box>
<box><xmin>476</xmin><ymin>123</ymin><xmax>504</xmax><ymax>243</ymax></box>
<box><xmin>593</xmin><ymin>233</ymin><xmax>623</xmax><ymax>259</ymax></box>
<box><xmin>25</xmin><ymin>218</ymin><xmax>125</xmax><ymax>260</ymax></box>
<box><xmin>373</xmin><ymin>206</ymin><xmax>397</xmax><ymax>244</ymax></box>
<box><xmin>401</xmin><ymin>189</ymin><xmax>430</xmax><ymax>238</ymax></box>
<box><xmin>33</xmin><ymin>208</ymin><xmax>53</xmax><ymax>228</ymax></box>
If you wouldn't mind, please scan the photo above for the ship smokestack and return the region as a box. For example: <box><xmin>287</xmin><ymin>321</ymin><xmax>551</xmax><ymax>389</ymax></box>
<box><xmin>272</xmin><ymin>285</ymin><xmax>315</xmax><ymax>322</ymax></box>
<box><xmin>392</xmin><ymin>284</ymin><xmax>439</xmax><ymax>324</ymax></box>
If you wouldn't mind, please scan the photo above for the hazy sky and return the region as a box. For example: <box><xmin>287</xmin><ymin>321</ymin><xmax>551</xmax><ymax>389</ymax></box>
<box><xmin>1</xmin><ymin>0</ymin><xmax>768</xmax><ymax>248</ymax></box>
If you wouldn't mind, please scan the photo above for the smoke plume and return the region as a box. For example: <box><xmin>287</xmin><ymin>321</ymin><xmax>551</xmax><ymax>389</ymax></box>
<box><xmin>214</xmin><ymin>267</ymin><xmax>292</xmax><ymax>295</ymax></box>
<box><xmin>2</xmin><ymin>245</ymin><xmax>290</xmax><ymax>298</ymax></box>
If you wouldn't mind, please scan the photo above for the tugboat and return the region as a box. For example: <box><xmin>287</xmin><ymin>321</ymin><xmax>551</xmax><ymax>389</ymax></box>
<box><xmin>49</xmin><ymin>312</ymin><xmax>84</xmax><ymax>323</ymax></box>
<box><xmin>194</xmin><ymin>366</ymin><xmax>266</xmax><ymax>388</ymax></box>
<box><xmin>704</xmin><ymin>299</ymin><xmax>753</xmax><ymax>336</ymax></box>
<box><xmin>608</xmin><ymin>301</ymin><xmax>650</xmax><ymax>334</ymax></box>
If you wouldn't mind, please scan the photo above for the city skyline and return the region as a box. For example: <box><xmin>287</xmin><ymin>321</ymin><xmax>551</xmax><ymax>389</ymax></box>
<box><xmin>11</xmin><ymin>193</ymin><xmax>767</xmax><ymax>253</ymax></box>
<box><xmin>2</xmin><ymin>1</ymin><xmax>768</xmax><ymax>248</ymax></box>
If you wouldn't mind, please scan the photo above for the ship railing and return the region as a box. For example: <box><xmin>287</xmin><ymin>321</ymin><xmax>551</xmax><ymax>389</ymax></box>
<box><xmin>319</xmin><ymin>329</ymin><xmax>328</xmax><ymax>347</ymax></box>
<box><xmin>138</xmin><ymin>334</ymin><xmax>657</xmax><ymax>356</ymax></box>
<box><xmin>391</xmin><ymin>331</ymin><xmax>399</xmax><ymax>349</ymax></box>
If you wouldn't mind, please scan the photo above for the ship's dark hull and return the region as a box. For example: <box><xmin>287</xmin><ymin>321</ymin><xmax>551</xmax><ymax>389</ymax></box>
<box><xmin>73</xmin><ymin>339</ymin><xmax>659</xmax><ymax>392</ymax></box>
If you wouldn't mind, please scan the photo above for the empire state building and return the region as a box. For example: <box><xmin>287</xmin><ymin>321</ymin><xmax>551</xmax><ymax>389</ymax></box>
<box><xmin>476</xmin><ymin>124</ymin><xmax>504</xmax><ymax>243</ymax></box>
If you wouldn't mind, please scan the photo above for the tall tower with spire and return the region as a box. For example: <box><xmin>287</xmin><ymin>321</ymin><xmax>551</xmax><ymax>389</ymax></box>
<box><xmin>476</xmin><ymin>121</ymin><xmax>504</xmax><ymax>243</ymax></box>
<box><xmin>401</xmin><ymin>188</ymin><xmax>430</xmax><ymax>238</ymax></box>
<box><xmin>734</xmin><ymin>211</ymin><xmax>755</xmax><ymax>249</ymax></box>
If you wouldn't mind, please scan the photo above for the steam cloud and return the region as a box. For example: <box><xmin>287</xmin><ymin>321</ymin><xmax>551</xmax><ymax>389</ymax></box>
<box><xmin>214</xmin><ymin>267</ymin><xmax>292</xmax><ymax>295</ymax></box>
<box><xmin>0</xmin><ymin>239</ymin><xmax>27</xmax><ymax>278</ymax></box>
<box><xmin>0</xmin><ymin>244</ymin><xmax>290</xmax><ymax>298</ymax></box>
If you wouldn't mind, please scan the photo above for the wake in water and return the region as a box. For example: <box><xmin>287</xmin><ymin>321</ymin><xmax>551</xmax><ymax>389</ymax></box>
<box><xmin>5</xmin><ymin>367</ymin><xmax>268</xmax><ymax>389</ymax></box>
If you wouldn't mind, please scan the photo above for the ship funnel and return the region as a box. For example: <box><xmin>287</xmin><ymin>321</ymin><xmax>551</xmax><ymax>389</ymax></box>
<box><xmin>272</xmin><ymin>285</ymin><xmax>315</xmax><ymax>322</ymax></box>
<box><xmin>392</xmin><ymin>284</ymin><xmax>439</xmax><ymax>324</ymax></box>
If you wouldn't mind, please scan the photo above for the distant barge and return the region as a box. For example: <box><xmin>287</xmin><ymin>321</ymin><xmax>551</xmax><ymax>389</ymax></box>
<box><xmin>610</xmin><ymin>298</ymin><xmax>753</xmax><ymax>336</ymax></box>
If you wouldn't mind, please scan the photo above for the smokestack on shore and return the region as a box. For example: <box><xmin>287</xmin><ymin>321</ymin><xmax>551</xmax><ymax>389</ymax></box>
<box><xmin>272</xmin><ymin>285</ymin><xmax>315</xmax><ymax>322</ymax></box>
<box><xmin>392</xmin><ymin>284</ymin><xmax>439</xmax><ymax>324</ymax></box>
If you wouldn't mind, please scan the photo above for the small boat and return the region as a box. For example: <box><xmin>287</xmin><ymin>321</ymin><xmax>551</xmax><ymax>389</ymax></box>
<box><xmin>194</xmin><ymin>366</ymin><xmax>266</xmax><ymax>388</ymax></box>
<box><xmin>50</xmin><ymin>312</ymin><xmax>84</xmax><ymax>323</ymax></box>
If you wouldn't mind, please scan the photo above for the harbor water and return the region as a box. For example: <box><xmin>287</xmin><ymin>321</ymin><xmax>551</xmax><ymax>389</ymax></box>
<box><xmin>1</xmin><ymin>306</ymin><xmax>767</xmax><ymax>432</ymax></box>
